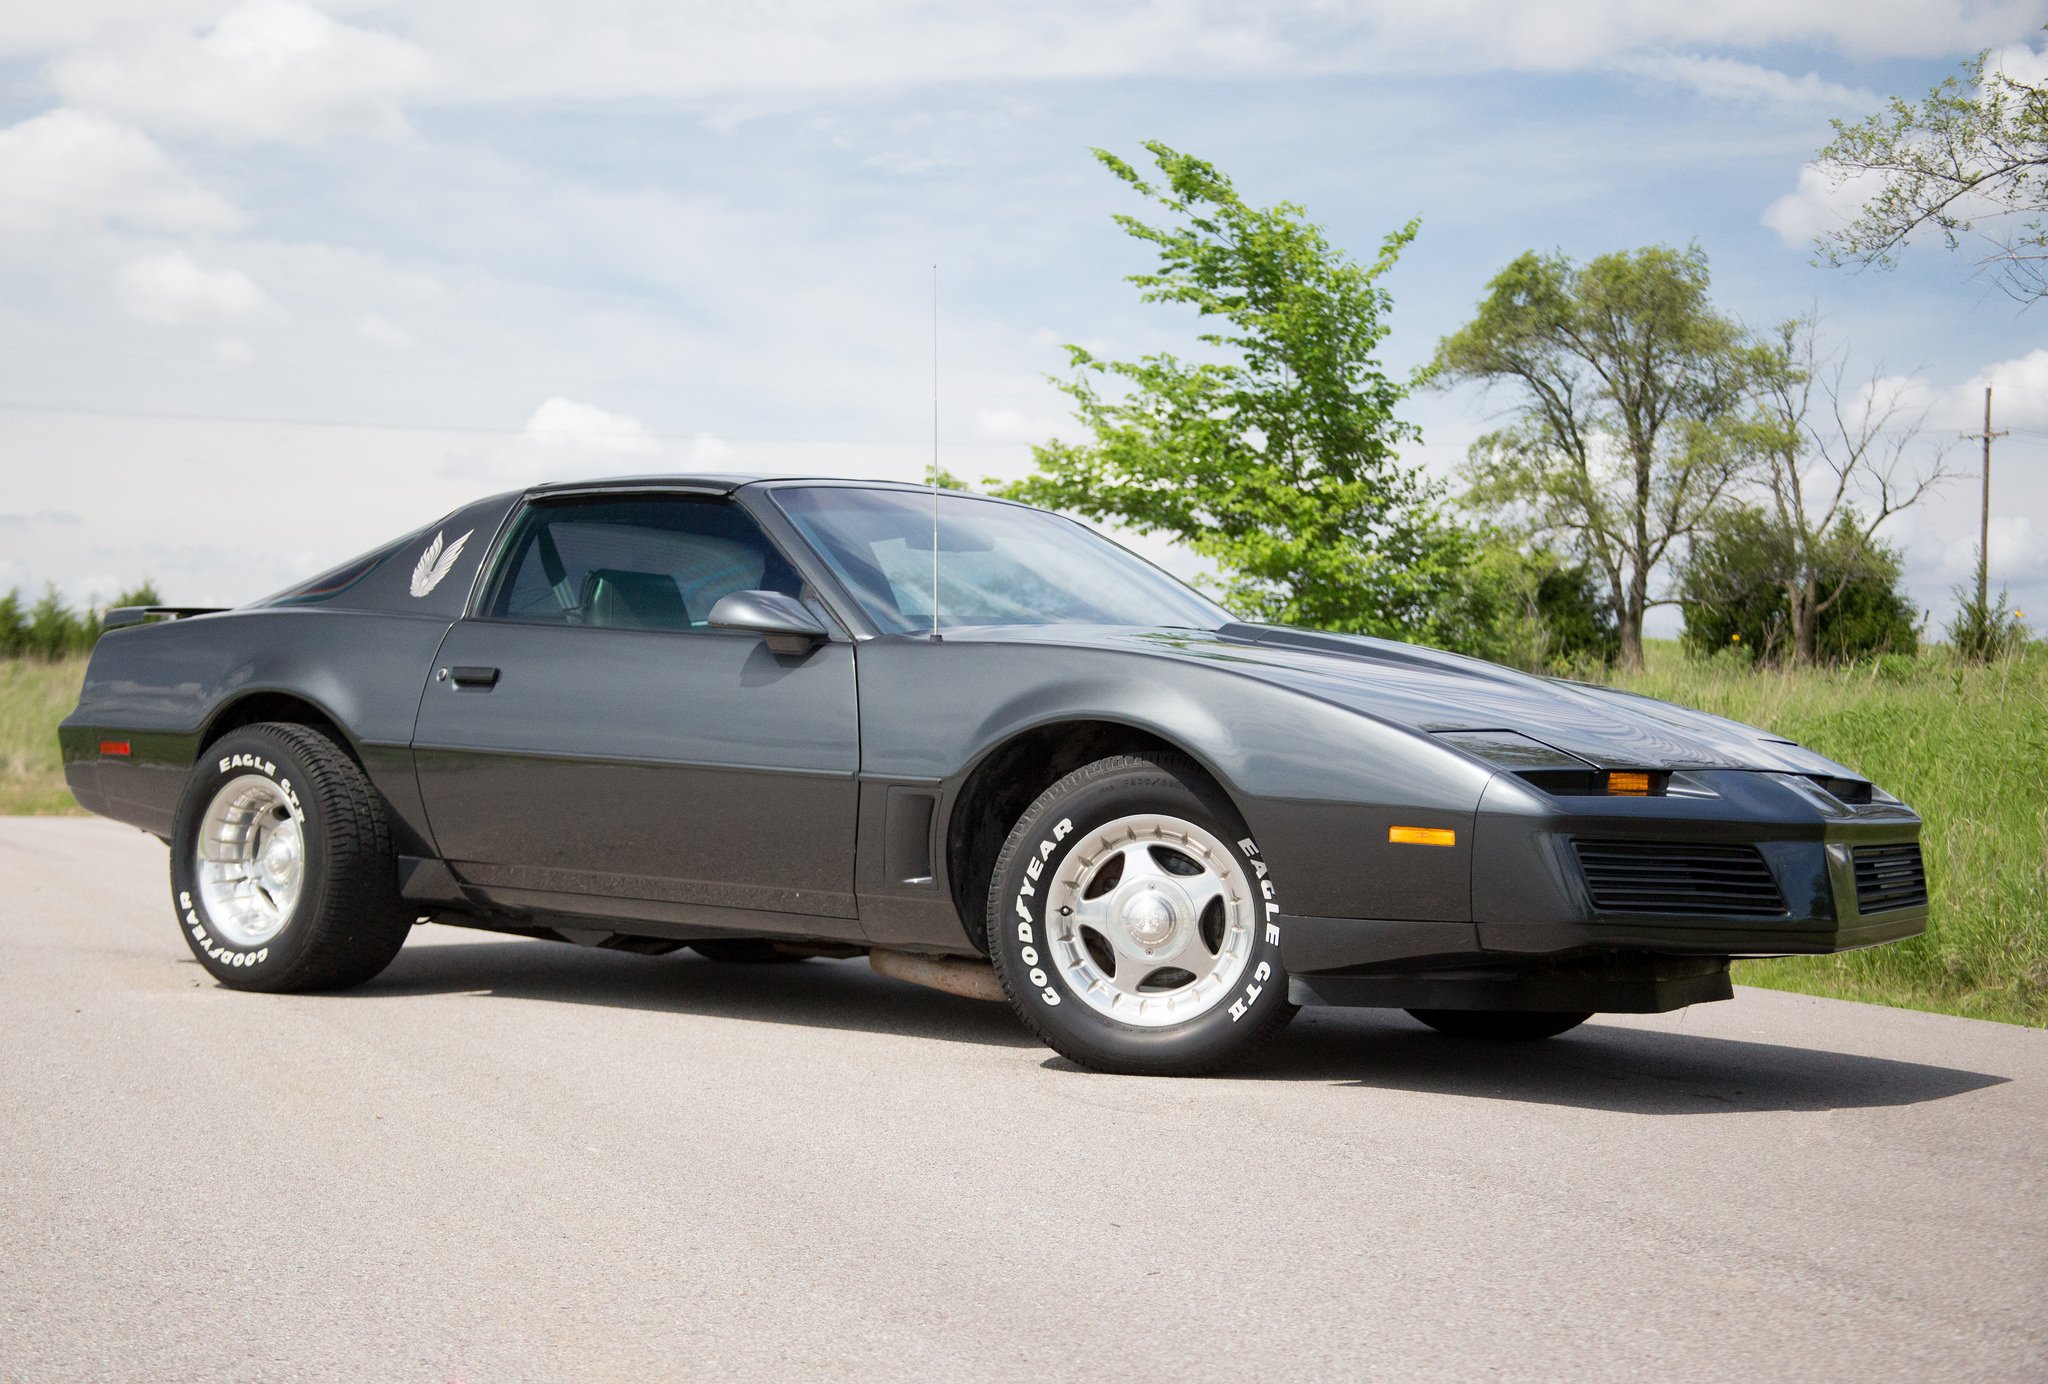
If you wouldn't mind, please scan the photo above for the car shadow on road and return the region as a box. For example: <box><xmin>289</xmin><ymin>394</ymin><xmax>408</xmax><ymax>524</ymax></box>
<box><xmin>1226</xmin><ymin>1008</ymin><xmax>2011</xmax><ymax>1115</ymax></box>
<box><xmin>356</xmin><ymin>937</ymin><xmax>1041</xmax><ymax>1050</ymax></box>
<box><xmin>352</xmin><ymin>936</ymin><xmax>2008</xmax><ymax>1113</ymax></box>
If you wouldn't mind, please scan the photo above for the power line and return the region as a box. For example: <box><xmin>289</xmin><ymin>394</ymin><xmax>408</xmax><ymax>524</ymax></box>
<box><xmin>0</xmin><ymin>398</ymin><xmax>1031</xmax><ymax>448</ymax></box>
<box><xmin>0</xmin><ymin>337</ymin><xmax>1060</xmax><ymax>399</ymax></box>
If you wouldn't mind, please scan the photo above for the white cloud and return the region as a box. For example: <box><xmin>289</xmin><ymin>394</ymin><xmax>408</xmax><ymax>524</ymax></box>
<box><xmin>1986</xmin><ymin>38</ymin><xmax>2048</xmax><ymax>91</ymax></box>
<box><xmin>0</xmin><ymin>108</ymin><xmax>239</xmax><ymax>235</ymax></box>
<box><xmin>1989</xmin><ymin>515</ymin><xmax>2047</xmax><ymax>584</ymax></box>
<box><xmin>445</xmin><ymin>397</ymin><xmax>664</xmax><ymax>485</ymax></box>
<box><xmin>9</xmin><ymin>0</ymin><xmax>2042</xmax><ymax>129</ymax></box>
<box><xmin>974</xmin><ymin>409</ymin><xmax>1031</xmax><ymax>440</ymax></box>
<box><xmin>116</xmin><ymin>251</ymin><xmax>278</xmax><ymax>324</ymax></box>
<box><xmin>1761</xmin><ymin>164</ymin><xmax>1889</xmax><ymax>248</ymax></box>
<box><xmin>523</xmin><ymin>397</ymin><xmax>659</xmax><ymax>451</ymax></box>
<box><xmin>212</xmin><ymin>335</ymin><xmax>255</xmax><ymax>366</ymax></box>
<box><xmin>1873</xmin><ymin>349</ymin><xmax>2048</xmax><ymax>433</ymax></box>
<box><xmin>1624</xmin><ymin>54</ymin><xmax>1874</xmax><ymax>108</ymax></box>
<box><xmin>375</xmin><ymin>0</ymin><xmax>2041</xmax><ymax>109</ymax></box>
<box><xmin>49</xmin><ymin>0</ymin><xmax>435</xmax><ymax>143</ymax></box>
<box><xmin>1962</xmin><ymin>349</ymin><xmax>2048</xmax><ymax>430</ymax></box>
<box><xmin>356</xmin><ymin>312</ymin><xmax>414</xmax><ymax>350</ymax></box>
<box><xmin>685</xmin><ymin>432</ymin><xmax>736</xmax><ymax>466</ymax></box>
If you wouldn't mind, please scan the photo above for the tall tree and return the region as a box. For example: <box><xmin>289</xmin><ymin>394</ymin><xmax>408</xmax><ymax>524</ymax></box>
<box><xmin>1811</xmin><ymin>36</ymin><xmax>2048</xmax><ymax>306</ymax></box>
<box><xmin>1000</xmin><ymin>143</ymin><xmax>1466</xmax><ymax>638</ymax></box>
<box><xmin>1750</xmin><ymin>319</ymin><xmax>1950</xmax><ymax>665</ymax></box>
<box><xmin>1430</xmin><ymin>246</ymin><xmax>1760</xmax><ymax>670</ymax></box>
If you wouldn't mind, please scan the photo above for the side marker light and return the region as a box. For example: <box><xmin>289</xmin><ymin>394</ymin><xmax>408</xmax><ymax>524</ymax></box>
<box><xmin>1389</xmin><ymin>826</ymin><xmax>1456</xmax><ymax>847</ymax></box>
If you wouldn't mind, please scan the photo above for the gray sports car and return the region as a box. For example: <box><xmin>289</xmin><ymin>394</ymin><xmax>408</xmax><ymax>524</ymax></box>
<box><xmin>59</xmin><ymin>476</ymin><xmax>1927</xmax><ymax>1074</ymax></box>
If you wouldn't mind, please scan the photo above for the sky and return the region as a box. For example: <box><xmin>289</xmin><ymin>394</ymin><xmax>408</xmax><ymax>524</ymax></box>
<box><xmin>2</xmin><ymin>0</ymin><xmax>2045</xmax><ymax>637</ymax></box>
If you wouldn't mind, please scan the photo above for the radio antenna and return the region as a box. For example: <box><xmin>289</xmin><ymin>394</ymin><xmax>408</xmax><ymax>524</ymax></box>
<box><xmin>930</xmin><ymin>262</ymin><xmax>942</xmax><ymax>643</ymax></box>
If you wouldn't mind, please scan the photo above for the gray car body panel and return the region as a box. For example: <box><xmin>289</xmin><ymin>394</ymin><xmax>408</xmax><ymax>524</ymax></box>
<box><xmin>59</xmin><ymin>475</ymin><xmax>1926</xmax><ymax>983</ymax></box>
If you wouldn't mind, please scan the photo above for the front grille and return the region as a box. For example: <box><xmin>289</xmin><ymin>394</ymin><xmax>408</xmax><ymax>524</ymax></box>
<box><xmin>1853</xmin><ymin>843</ymin><xmax>1927</xmax><ymax>913</ymax></box>
<box><xmin>1572</xmin><ymin>841</ymin><xmax>1786</xmax><ymax>917</ymax></box>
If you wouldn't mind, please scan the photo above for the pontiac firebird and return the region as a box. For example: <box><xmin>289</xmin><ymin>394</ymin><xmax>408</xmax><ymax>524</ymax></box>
<box><xmin>59</xmin><ymin>476</ymin><xmax>1928</xmax><ymax>1075</ymax></box>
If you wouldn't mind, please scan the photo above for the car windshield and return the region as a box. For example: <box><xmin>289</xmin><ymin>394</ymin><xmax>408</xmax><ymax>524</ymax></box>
<box><xmin>772</xmin><ymin>486</ymin><xmax>1229</xmax><ymax>634</ymax></box>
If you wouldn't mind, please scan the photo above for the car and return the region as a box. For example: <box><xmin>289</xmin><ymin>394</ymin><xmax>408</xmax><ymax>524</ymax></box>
<box><xmin>58</xmin><ymin>475</ymin><xmax>1929</xmax><ymax>1075</ymax></box>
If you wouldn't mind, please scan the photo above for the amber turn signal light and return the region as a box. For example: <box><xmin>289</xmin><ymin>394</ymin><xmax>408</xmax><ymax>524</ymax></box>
<box><xmin>1606</xmin><ymin>771</ymin><xmax>1652</xmax><ymax>796</ymax></box>
<box><xmin>1389</xmin><ymin>825</ymin><xmax>1456</xmax><ymax>847</ymax></box>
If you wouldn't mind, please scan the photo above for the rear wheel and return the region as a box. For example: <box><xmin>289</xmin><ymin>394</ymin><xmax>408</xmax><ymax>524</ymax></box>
<box><xmin>987</xmin><ymin>753</ymin><xmax>1294</xmax><ymax>1076</ymax></box>
<box><xmin>169</xmin><ymin>722</ymin><xmax>410</xmax><ymax>992</ymax></box>
<box><xmin>1406</xmin><ymin>1009</ymin><xmax>1592</xmax><ymax>1041</ymax></box>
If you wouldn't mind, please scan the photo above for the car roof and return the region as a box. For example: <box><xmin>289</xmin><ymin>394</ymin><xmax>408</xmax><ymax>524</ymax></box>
<box><xmin>521</xmin><ymin>473</ymin><xmax>991</xmax><ymax>499</ymax></box>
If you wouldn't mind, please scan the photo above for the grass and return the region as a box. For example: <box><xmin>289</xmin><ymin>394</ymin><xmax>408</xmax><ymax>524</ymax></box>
<box><xmin>0</xmin><ymin>656</ymin><xmax>88</xmax><ymax>815</ymax></box>
<box><xmin>1610</xmin><ymin>641</ymin><xmax>2047</xmax><ymax>1027</ymax></box>
<box><xmin>4</xmin><ymin>642</ymin><xmax>2042</xmax><ymax>1025</ymax></box>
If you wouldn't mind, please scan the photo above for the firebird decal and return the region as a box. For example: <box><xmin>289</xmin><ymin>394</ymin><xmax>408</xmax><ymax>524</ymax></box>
<box><xmin>409</xmin><ymin>529</ymin><xmax>472</xmax><ymax>598</ymax></box>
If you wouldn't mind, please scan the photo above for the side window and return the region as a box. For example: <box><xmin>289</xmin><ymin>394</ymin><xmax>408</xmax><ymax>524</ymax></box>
<box><xmin>485</xmin><ymin>496</ymin><xmax>804</xmax><ymax>632</ymax></box>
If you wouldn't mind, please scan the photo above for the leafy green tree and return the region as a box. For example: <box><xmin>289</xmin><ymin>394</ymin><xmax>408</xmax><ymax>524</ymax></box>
<box><xmin>25</xmin><ymin>585</ymin><xmax>81</xmax><ymax>660</ymax></box>
<box><xmin>1438</xmin><ymin>536</ymin><xmax>1618</xmax><ymax>673</ymax></box>
<box><xmin>999</xmin><ymin>142</ymin><xmax>1467</xmax><ymax>639</ymax></box>
<box><xmin>0</xmin><ymin>582</ymin><xmax>161</xmax><ymax>660</ymax></box>
<box><xmin>1678</xmin><ymin>507</ymin><xmax>1917</xmax><ymax>664</ymax></box>
<box><xmin>1431</xmin><ymin>245</ymin><xmax>1763</xmax><ymax>669</ymax></box>
<box><xmin>1749</xmin><ymin>318</ymin><xmax>1949</xmax><ymax>665</ymax></box>
<box><xmin>1811</xmin><ymin>35</ymin><xmax>2048</xmax><ymax>305</ymax></box>
<box><xmin>0</xmin><ymin>590</ymin><xmax>25</xmax><ymax>658</ymax></box>
<box><xmin>104</xmin><ymin>581</ymin><xmax>162</xmax><ymax>620</ymax></box>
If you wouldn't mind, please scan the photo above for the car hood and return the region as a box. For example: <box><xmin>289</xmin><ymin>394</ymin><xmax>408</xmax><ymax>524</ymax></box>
<box><xmin>971</xmin><ymin>622</ymin><xmax>1861</xmax><ymax>778</ymax></box>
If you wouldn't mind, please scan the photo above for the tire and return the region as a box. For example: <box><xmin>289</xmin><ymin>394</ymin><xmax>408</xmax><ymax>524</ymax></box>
<box><xmin>1406</xmin><ymin>1009</ymin><xmax>1592</xmax><ymax>1041</ymax></box>
<box><xmin>689</xmin><ymin>939</ymin><xmax>808</xmax><ymax>964</ymax></box>
<box><xmin>169</xmin><ymin>722</ymin><xmax>411</xmax><ymax>993</ymax></box>
<box><xmin>986</xmin><ymin>753</ymin><xmax>1295</xmax><ymax>1076</ymax></box>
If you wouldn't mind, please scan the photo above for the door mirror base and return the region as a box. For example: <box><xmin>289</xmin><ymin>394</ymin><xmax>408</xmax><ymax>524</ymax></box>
<box><xmin>707</xmin><ymin>590</ymin><xmax>830</xmax><ymax>655</ymax></box>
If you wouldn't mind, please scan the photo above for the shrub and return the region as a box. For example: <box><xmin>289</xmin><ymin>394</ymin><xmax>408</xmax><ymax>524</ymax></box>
<box><xmin>1946</xmin><ymin>586</ymin><xmax>2029</xmax><ymax>663</ymax></box>
<box><xmin>1678</xmin><ymin>507</ymin><xmax>1915</xmax><ymax>664</ymax></box>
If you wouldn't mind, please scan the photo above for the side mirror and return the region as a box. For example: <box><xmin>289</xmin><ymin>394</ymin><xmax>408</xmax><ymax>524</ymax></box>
<box><xmin>707</xmin><ymin>590</ymin><xmax>830</xmax><ymax>655</ymax></box>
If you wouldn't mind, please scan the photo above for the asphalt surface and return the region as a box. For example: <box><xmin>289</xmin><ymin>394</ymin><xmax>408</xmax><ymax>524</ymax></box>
<box><xmin>1</xmin><ymin>817</ymin><xmax>2042</xmax><ymax>1383</ymax></box>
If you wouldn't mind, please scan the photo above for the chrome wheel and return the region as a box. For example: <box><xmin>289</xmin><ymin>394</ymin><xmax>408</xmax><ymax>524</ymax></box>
<box><xmin>194</xmin><ymin>774</ymin><xmax>306</xmax><ymax>947</ymax></box>
<box><xmin>1044</xmin><ymin>813</ymin><xmax>1255</xmax><ymax>1027</ymax></box>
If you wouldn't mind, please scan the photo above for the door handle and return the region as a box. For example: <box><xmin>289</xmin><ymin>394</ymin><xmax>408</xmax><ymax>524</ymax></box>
<box><xmin>445</xmin><ymin>665</ymin><xmax>500</xmax><ymax>689</ymax></box>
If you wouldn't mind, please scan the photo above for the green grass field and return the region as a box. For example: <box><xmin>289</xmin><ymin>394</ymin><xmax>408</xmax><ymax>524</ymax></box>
<box><xmin>5</xmin><ymin>643</ymin><xmax>2041</xmax><ymax>1024</ymax></box>
<box><xmin>1613</xmin><ymin>642</ymin><xmax>2046</xmax><ymax>1026</ymax></box>
<box><xmin>0</xmin><ymin>656</ymin><xmax>88</xmax><ymax>816</ymax></box>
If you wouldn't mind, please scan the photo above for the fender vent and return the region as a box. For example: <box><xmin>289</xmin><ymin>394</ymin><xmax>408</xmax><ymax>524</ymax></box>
<box><xmin>1572</xmin><ymin>840</ymin><xmax>1785</xmax><ymax>917</ymax></box>
<box><xmin>1852</xmin><ymin>843</ymin><xmax>1927</xmax><ymax>914</ymax></box>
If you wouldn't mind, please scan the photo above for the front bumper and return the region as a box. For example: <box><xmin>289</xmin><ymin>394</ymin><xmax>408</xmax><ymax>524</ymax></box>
<box><xmin>1281</xmin><ymin>770</ymin><xmax>1926</xmax><ymax>1000</ymax></box>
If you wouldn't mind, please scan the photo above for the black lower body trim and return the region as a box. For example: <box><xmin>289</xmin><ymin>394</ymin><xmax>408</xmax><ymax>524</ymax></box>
<box><xmin>1289</xmin><ymin>956</ymin><xmax>1733</xmax><ymax>1014</ymax></box>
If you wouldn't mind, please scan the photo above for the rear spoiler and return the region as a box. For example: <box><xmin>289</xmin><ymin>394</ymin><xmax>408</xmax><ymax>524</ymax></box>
<box><xmin>103</xmin><ymin>606</ymin><xmax>229</xmax><ymax>630</ymax></box>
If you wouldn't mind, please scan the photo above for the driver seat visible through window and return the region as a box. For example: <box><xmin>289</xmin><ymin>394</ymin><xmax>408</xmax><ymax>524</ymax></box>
<box><xmin>489</xmin><ymin>494</ymin><xmax>803</xmax><ymax>630</ymax></box>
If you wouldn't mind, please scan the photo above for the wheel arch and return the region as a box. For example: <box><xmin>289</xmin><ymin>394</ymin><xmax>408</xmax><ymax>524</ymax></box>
<box><xmin>199</xmin><ymin>687</ymin><xmax>363</xmax><ymax>768</ymax></box>
<box><xmin>942</xmin><ymin>715</ymin><xmax>1246</xmax><ymax>950</ymax></box>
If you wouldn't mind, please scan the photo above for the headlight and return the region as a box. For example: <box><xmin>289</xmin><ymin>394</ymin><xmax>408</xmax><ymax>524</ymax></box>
<box><xmin>1431</xmin><ymin>729</ymin><xmax>1588</xmax><ymax>768</ymax></box>
<box><xmin>1432</xmin><ymin>729</ymin><xmax>1668</xmax><ymax>797</ymax></box>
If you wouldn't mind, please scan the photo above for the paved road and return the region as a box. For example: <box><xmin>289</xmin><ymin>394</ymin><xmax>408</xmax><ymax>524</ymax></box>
<box><xmin>1</xmin><ymin>817</ymin><xmax>2042</xmax><ymax>1382</ymax></box>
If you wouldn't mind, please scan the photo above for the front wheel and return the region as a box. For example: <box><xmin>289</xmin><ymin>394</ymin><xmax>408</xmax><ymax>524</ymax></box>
<box><xmin>1406</xmin><ymin>1009</ymin><xmax>1592</xmax><ymax>1041</ymax></box>
<box><xmin>986</xmin><ymin>753</ymin><xmax>1294</xmax><ymax>1076</ymax></box>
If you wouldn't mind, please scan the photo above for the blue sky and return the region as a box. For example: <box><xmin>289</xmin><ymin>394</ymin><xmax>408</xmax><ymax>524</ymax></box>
<box><xmin>2</xmin><ymin>1</ymin><xmax>2044</xmax><ymax>635</ymax></box>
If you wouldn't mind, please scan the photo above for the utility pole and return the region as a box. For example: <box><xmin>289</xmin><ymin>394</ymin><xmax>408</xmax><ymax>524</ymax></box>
<box><xmin>1961</xmin><ymin>386</ymin><xmax>2007</xmax><ymax>609</ymax></box>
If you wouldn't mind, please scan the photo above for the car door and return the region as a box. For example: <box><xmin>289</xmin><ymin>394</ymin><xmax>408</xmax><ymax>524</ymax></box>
<box><xmin>411</xmin><ymin>489</ymin><xmax>861</xmax><ymax>931</ymax></box>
